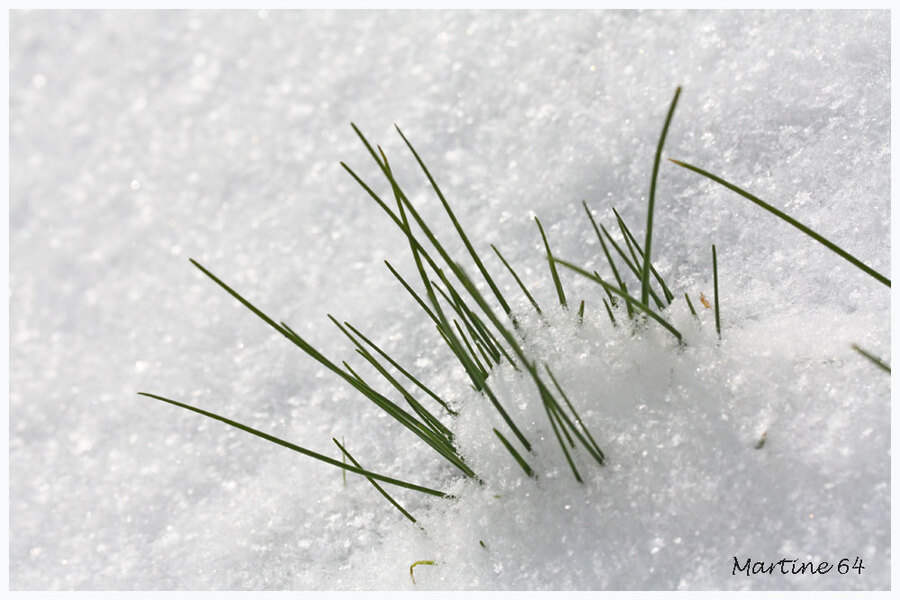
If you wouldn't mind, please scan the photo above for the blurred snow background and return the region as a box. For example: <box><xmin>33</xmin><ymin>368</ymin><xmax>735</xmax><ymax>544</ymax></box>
<box><xmin>8</xmin><ymin>10</ymin><xmax>890</xmax><ymax>590</ymax></box>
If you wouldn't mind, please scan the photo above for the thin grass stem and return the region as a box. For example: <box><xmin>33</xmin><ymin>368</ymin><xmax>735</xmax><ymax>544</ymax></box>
<box><xmin>394</xmin><ymin>124</ymin><xmax>514</xmax><ymax>316</ymax></box>
<box><xmin>684</xmin><ymin>292</ymin><xmax>698</xmax><ymax>319</ymax></box>
<box><xmin>669</xmin><ymin>159</ymin><xmax>890</xmax><ymax>288</ymax></box>
<box><xmin>642</xmin><ymin>86</ymin><xmax>682</xmax><ymax>305</ymax></box>
<box><xmin>138</xmin><ymin>393</ymin><xmax>448</xmax><ymax>498</ymax></box>
<box><xmin>333</xmin><ymin>438</ymin><xmax>417</xmax><ymax>523</ymax></box>
<box><xmin>491</xmin><ymin>244</ymin><xmax>543</xmax><ymax>315</ymax></box>
<box><xmin>613</xmin><ymin>207</ymin><xmax>675</xmax><ymax>303</ymax></box>
<box><xmin>535</xmin><ymin>216</ymin><xmax>567</xmax><ymax>308</ymax></box>
<box><xmin>851</xmin><ymin>344</ymin><xmax>891</xmax><ymax>373</ymax></box>
<box><xmin>493</xmin><ymin>428</ymin><xmax>536</xmax><ymax>478</ymax></box>
<box><xmin>712</xmin><ymin>244</ymin><xmax>721</xmax><ymax>338</ymax></box>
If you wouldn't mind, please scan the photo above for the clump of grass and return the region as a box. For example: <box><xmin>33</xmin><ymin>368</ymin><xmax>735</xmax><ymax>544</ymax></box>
<box><xmin>140</xmin><ymin>86</ymin><xmax>887</xmax><ymax>530</ymax></box>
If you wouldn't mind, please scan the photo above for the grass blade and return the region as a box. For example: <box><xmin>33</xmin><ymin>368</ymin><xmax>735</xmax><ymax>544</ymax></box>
<box><xmin>453</xmin><ymin>265</ymin><xmax>604</xmax><ymax>467</ymax></box>
<box><xmin>642</xmin><ymin>86</ymin><xmax>682</xmax><ymax>305</ymax></box>
<box><xmin>333</xmin><ymin>438</ymin><xmax>417</xmax><ymax>523</ymax></box>
<box><xmin>342</xmin><ymin>320</ymin><xmax>455</xmax><ymax>415</ymax></box>
<box><xmin>493</xmin><ymin>428</ymin><xmax>536</xmax><ymax>478</ymax></box>
<box><xmin>138</xmin><ymin>392</ymin><xmax>448</xmax><ymax>498</ymax></box>
<box><xmin>384</xmin><ymin>260</ymin><xmax>439</xmax><ymax>326</ymax></box>
<box><xmin>544</xmin><ymin>365</ymin><xmax>604</xmax><ymax>461</ymax></box>
<box><xmin>613</xmin><ymin>207</ymin><xmax>675</xmax><ymax>304</ymax></box>
<box><xmin>851</xmin><ymin>344</ymin><xmax>891</xmax><ymax>373</ymax></box>
<box><xmin>684</xmin><ymin>292</ymin><xmax>698</xmax><ymax>319</ymax></box>
<box><xmin>394</xmin><ymin>124</ymin><xmax>513</xmax><ymax>316</ymax></box>
<box><xmin>669</xmin><ymin>159</ymin><xmax>890</xmax><ymax>288</ymax></box>
<box><xmin>492</xmin><ymin>243</ymin><xmax>543</xmax><ymax>315</ymax></box>
<box><xmin>583</xmin><ymin>202</ymin><xmax>628</xmax><ymax>302</ymax></box>
<box><xmin>712</xmin><ymin>244</ymin><xmax>721</xmax><ymax>338</ymax></box>
<box><xmin>544</xmin><ymin>399</ymin><xmax>582</xmax><ymax>482</ymax></box>
<box><xmin>602</xmin><ymin>298</ymin><xmax>616</xmax><ymax>325</ymax></box>
<box><xmin>599</xmin><ymin>224</ymin><xmax>666</xmax><ymax>310</ymax></box>
<box><xmin>535</xmin><ymin>216</ymin><xmax>567</xmax><ymax>308</ymax></box>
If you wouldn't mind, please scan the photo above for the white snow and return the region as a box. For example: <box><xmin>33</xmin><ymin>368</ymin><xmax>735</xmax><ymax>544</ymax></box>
<box><xmin>9</xmin><ymin>10</ymin><xmax>890</xmax><ymax>590</ymax></box>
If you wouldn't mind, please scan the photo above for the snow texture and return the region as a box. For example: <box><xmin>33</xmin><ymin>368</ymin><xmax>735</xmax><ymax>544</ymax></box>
<box><xmin>9</xmin><ymin>10</ymin><xmax>890</xmax><ymax>590</ymax></box>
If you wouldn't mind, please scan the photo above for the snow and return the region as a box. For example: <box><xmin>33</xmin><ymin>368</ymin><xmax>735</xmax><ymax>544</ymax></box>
<box><xmin>9</xmin><ymin>10</ymin><xmax>890</xmax><ymax>590</ymax></box>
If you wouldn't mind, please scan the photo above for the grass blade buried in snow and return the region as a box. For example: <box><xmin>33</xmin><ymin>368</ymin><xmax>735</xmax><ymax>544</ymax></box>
<box><xmin>669</xmin><ymin>159</ymin><xmax>890</xmax><ymax>288</ymax></box>
<box><xmin>137</xmin><ymin>393</ymin><xmax>448</xmax><ymax>498</ymax></box>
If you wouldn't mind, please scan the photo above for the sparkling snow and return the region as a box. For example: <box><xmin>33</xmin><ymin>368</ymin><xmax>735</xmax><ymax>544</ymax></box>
<box><xmin>9</xmin><ymin>10</ymin><xmax>890</xmax><ymax>590</ymax></box>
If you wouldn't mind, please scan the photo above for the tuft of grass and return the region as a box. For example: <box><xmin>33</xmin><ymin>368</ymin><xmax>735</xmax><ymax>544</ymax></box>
<box><xmin>140</xmin><ymin>86</ymin><xmax>886</xmax><ymax>535</ymax></box>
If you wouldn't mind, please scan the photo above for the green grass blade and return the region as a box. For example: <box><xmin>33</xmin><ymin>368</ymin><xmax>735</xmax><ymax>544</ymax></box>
<box><xmin>493</xmin><ymin>428</ymin><xmax>536</xmax><ymax>479</ymax></box>
<box><xmin>583</xmin><ymin>202</ymin><xmax>628</xmax><ymax>300</ymax></box>
<box><xmin>341</xmin><ymin>436</ymin><xmax>347</xmax><ymax>486</ymax></box>
<box><xmin>712</xmin><ymin>244</ymin><xmax>721</xmax><ymax>338</ymax></box>
<box><xmin>276</xmin><ymin>319</ymin><xmax>471</xmax><ymax>476</ymax></box>
<box><xmin>614</xmin><ymin>209</ymin><xmax>644</xmax><ymax>276</ymax></box>
<box><xmin>384</xmin><ymin>260</ymin><xmax>440</xmax><ymax>326</ymax></box>
<box><xmin>684</xmin><ymin>292</ymin><xmax>698</xmax><ymax>319</ymax></box>
<box><xmin>851</xmin><ymin>344</ymin><xmax>891</xmax><ymax>373</ymax></box>
<box><xmin>333</xmin><ymin>318</ymin><xmax>456</xmax><ymax>444</ymax></box>
<box><xmin>454</xmin><ymin>319</ymin><xmax>489</xmax><ymax>378</ymax></box>
<box><xmin>432</xmin><ymin>273</ymin><xmax>501</xmax><ymax>362</ymax></box>
<box><xmin>554</xmin><ymin>258</ymin><xmax>683</xmax><ymax>341</ymax></box>
<box><xmin>390</xmin><ymin>171</ymin><xmax>486</xmax><ymax>391</ymax></box>
<box><xmin>342</xmin><ymin>320</ymin><xmax>455</xmax><ymax>415</ymax></box>
<box><xmin>138</xmin><ymin>393</ymin><xmax>448</xmax><ymax>498</ymax></box>
<box><xmin>333</xmin><ymin>438</ymin><xmax>417</xmax><ymax>523</ymax></box>
<box><xmin>535</xmin><ymin>216</ymin><xmax>567</xmax><ymax>308</ymax></box>
<box><xmin>669</xmin><ymin>159</ymin><xmax>890</xmax><ymax>288</ymax></box>
<box><xmin>642</xmin><ymin>86</ymin><xmax>682</xmax><ymax>305</ymax></box>
<box><xmin>544</xmin><ymin>365</ymin><xmax>604</xmax><ymax>461</ymax></box>
<box><xmin>577</xmin><ymin>300</ymin><xmax>585</xmax><ymax>324</ymax></box>
<box><xmin>394</xmin><ymin>124</ymin><xmax>513</xmax><ymax>316</ymax></box>
<box><xmin>602</xmin><ymin>298</ymin><xmax>616</xmax><ymax>325</ymax></box>
<box><xmin>491</xmin><ymin>243</ymin><xmax>543</xmax><ymax>315</ymax></box>
<box><xmin>599</xmin><ymin>224</ymin><xmax>667</xmax><ymax>310</ymax></box>
<box><xmin>613</xmin><ymin>207</ymin><xmax>675</xmax><ymax>304</ymax></box>
<box><xmin>544</xmin><ymin>399</ymin><xmax>582</xmax><ymax>482</ymax></box>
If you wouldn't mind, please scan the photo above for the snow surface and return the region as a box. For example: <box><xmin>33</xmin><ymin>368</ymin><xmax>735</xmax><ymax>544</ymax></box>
<box><xmin>9</xmin><ymin>10</ymin><xmax>890</xmax><ymax>590</ymax></box>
